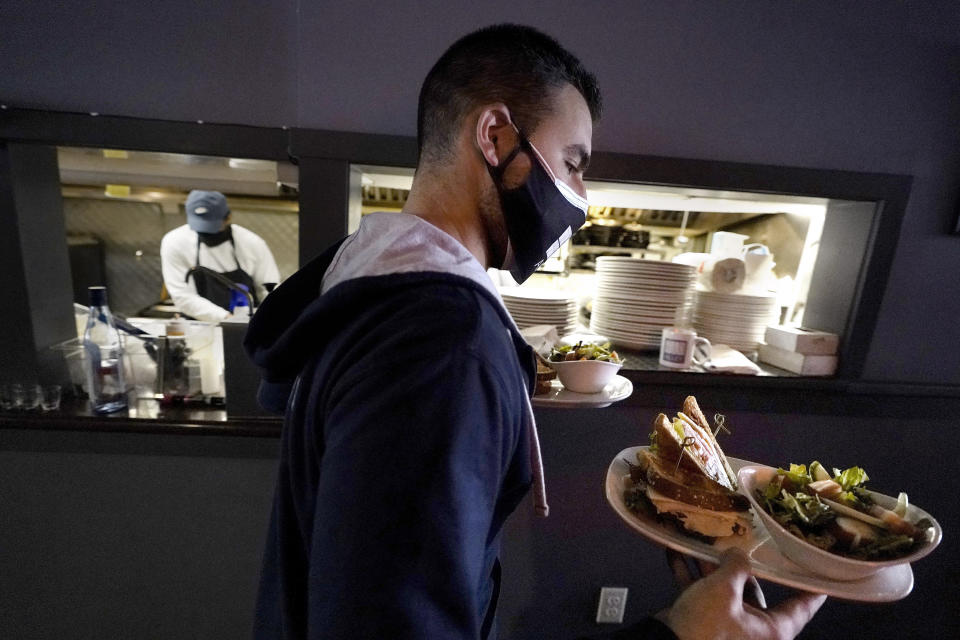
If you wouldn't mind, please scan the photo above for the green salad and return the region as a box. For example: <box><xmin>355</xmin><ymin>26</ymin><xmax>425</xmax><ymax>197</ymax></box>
<box><xmin>758</xmin><ymin>461</ymin><xmax>932</xmax><ymax>561</ymax></box>
<box><xmin>549</xmin><ymin>341</ymin><xmax>622</xmax><ymax>364</ymax></box>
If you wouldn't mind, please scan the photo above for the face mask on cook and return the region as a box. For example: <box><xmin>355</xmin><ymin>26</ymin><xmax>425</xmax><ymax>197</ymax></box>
<box><xmin>197</xmin><ymin>224</ymin><xmax>233</xmax><ymax>247</ymax></box>
<box><xmin>486</xmin><ymin>125</ymin><xmax>589</xmax><ymax>284</ymax></box>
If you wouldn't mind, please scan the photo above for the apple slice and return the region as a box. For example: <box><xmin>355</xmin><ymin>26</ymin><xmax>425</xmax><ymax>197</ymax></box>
<box><xmin>820</xmin><ymin>496</ymin><xmax>886</xmax><ymax>528</ymax></box>
<box><xmin>830</xmin><ymin>515</ymin><xmax>880</xmax><ymax>549</ymax></box>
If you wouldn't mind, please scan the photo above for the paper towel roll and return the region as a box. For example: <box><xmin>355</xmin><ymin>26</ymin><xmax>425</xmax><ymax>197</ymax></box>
<box><xmin>711</xmin><ymin>258</ymin><xmax>746</xmax><ymax>293</ymax></box>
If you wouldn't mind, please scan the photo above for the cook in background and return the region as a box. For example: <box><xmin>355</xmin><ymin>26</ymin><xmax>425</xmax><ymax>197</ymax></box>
<box><xmin>160</xmin><ymin>190</ymin><xmax>280</xmax><ymax>322</ymax></box>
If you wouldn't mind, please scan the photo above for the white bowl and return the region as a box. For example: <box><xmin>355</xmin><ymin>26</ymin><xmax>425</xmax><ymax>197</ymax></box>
<box><xmin>738</xmin><ymin>465</ymin><xmax>942</xmax><ymax>581</ymax></box>
<box><xmin>547</xmin><ymin>359</ymin><xmax>622</xmax><ymax>394</ymax></box>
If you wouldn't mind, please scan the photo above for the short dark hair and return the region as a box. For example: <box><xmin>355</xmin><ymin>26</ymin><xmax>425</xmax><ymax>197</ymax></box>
<box><xmin>416</xmin><ymin>24</ymin><xmax>602</xmax><ymax>165</ymax></box>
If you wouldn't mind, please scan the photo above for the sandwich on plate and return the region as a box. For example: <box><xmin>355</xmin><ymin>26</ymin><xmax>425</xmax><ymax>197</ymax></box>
<box><xmin>534</xmin><ymin>353</ymin><xmax>557</xmax><ymax>395</ymax></box>
<box><xmin>624</xmin><ymin>396</ymin><xmax>751</xmax><ymax>541</ymax></box>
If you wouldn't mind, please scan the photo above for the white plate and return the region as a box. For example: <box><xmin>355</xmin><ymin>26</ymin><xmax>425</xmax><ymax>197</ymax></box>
<box><xmin>595</xmin><ymin>315</ymin><xmax>676</xmax><ymax>326</ymax></box>
<box><xmin>505</xmin><ymin>297</ymin><xmax>577</xmax><ymax>306</ymax></box>
<box><xmin>596</xmin><ymin>302</ymin><xmax>678</xmax><ymax>312</ymax></box>
<box><xmin>596</xmin><ymin>277</ymin><xmax>693</xmax><ymax>284</ymax></box>
<box><xmin>597</xmin><ymin>270</ymin><xmax>697</xmax><ymax>281</ymax></box>
<box><xmin>591</xmin><ymin>325</ymin><xmax>663</xmax><ymax>338</ymax></box>
<box><xmin>696</xmin><ymin>308</ymin><xmax>776</xmax><ymax>318</ymax></box>
<box><xmin>597</xmin><ymin>270</ymin><xmax>694</xmax><ymax>279</ymax></box>
<box><xmin>594</xmin><ymin>303</ymin><xmax>682</xmax><ymax>315</ymax></box>
<box><xmin>507</xmin><ymin>309</ymin><xmax>577</xmax><ymax>318</ymax></box>
<box><xmin>597</xmin><ymin>269</ymin><xmax>695</xmax><ymax>279</ymax></box>
<box><xmin>697</xmin><ymin>290</ymin><xmax>777</xmax><ymax>302</ymax></box>
<box><xmin>597</xmin><ymin>265</ymin><xmax>695</xmax><ymax>274</ymax></box>
<box><xmin>594</xmin><ymin>304</ymin><xmax>676</xmax><ymax>317</ymax></box>
<box><xmin>592</xmin><ymin>314</ymin><xmax>667</xmax><ymax>328</ymax></box>
<box><xmin>695</xmin><ymin>305</ymin><xmax>776</xmax><ymax>315</ymax></box>
<box><xmin>531</xmin><ymin>375</ymin><xmax>633</xmax><ymax>408</ymax></box>
<box><xmin>595</xmin><ymin>318</ymin><xmax>673</xmax><ymax>329</ymax></box>
<box><xmin>592</xmin><ymin>331</ymin><xmax>663</xmax><ymax>341</ymax></box>
<box><xmin>596</xmin><ymin>277</ymin><xmax>693</xmax><ymax>286</ymax></box>
<box><xmin>511</xmin><ymin>313</ymin><xmax>578</xmax><ymax>322</ymax></box>
<box><xmin>596</xmin><ymin>283</ymin><xmax>694</xmax><ymax>295</ymax></box>
<box><xmin>695</xmin><ymin>297</ymin><xmax>777</xmax><ymax>307</ymax></box>
<box><xmin>594</xmin><ymin>323</ymin><xmax>669</xmax><ymax>334</ymax></box>
<box><xmin>500</xmin><ymin>287</ymin><xmax>577</xmax><ymax>301</ymax></box>
<box><xmin>596</xmin><ymin>257</ymin><xmax>696</xmax><ymax>272</ymax></box>
<box><xmin>506</xmin><ymin>306</ymin><xmax>577</xmax><ymax>315</ymax></box>
<box><xmin>508</xmin><ymin>304</ymin><xmax>577</xmax><ymax>312</ymax></box>
<box><xmin>605</xmin><ymin>446</ymin><xmax>915</xmax><ymax>602</ymax></box>
<box><xmin>594</xmin><ymin>300</ymin><xmax>676</xmax><ymax>312</ymax></box>
<box><xmin>595</xmin><ymin>290</ymin><xmax>693</xmax><ymax>303</ymax></box>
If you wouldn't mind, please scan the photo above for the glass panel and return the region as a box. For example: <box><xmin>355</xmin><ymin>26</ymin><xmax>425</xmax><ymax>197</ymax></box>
<box><xmin>349</xmin><ymin>163</ymin><xmax>869</xmax><ymax>378</ymax></box>
<box><xmin>58</xmin><ymin>146</ymin><xmax>299</xmax><ymax>318</ymax></box>
<box><xmin>58</xmin><ymin>146</ymin><xmax>299</xmax><ymax>403</ymax></box>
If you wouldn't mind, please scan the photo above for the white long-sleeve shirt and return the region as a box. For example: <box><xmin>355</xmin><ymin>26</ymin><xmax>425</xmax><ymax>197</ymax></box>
<box><xmin>160</xmin><ymin>224</ymin><xmax>281</xmax><ymax>322</ymax></box>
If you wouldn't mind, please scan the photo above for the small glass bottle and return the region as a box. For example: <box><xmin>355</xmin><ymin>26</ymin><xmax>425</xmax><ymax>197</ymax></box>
<box><xmin>83</xmin><ymin>286</ymin><xmax>128</xmax><ymax>413</ymax></box>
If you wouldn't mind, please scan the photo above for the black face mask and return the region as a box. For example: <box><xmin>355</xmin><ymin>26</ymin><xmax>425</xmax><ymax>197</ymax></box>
<box><xmin>486</xmin><ymin>128</ymin><xmax>589</xmax><ymax>283</ymax></box>
<box><xmin>197</xmin><ymin>225</ymin><xmax>233</xmax><ymax>247</ymax></box>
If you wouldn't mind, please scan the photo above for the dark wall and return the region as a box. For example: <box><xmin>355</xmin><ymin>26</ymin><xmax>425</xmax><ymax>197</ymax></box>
<box><xmin>0</xmin><ymin>0</ymin><xmax>298</xmax><ymax>127</ymax></box>
<box><xmin>0</xmin><ymin>429</ymin><xmax>279</xmax><ymax>640</ymax></box>
<box><xmin>2</xmin><ymin>400</ymin><xmax>957</xmax><ymax>639</ymax></box>
<box><xmin>2</xmin><ymin>1</ymin><xmax>959</xmax><ymax>384</ymax></box>
<box><xmin>0</xmin><ymin>144</ymin><xmax>76</xmax><ymax>385</ymax></box>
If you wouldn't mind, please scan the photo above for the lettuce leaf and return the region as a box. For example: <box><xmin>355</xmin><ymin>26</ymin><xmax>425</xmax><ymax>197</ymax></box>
<box><xmin>777</xmin><ymin>463</ymin><xmax>811</xmax><ymax>488</ymax></box>
<box><xmin>833</xmin><ymin>466</ymin><xmax>870</xmax><ymax>490</ymax></box>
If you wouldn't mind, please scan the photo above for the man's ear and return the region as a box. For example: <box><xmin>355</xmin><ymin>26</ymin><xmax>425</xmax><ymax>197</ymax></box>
<box><xmin>475</xmin><ymin>104</ymin><xmax>519</xmax><ymax>168</ymax></box>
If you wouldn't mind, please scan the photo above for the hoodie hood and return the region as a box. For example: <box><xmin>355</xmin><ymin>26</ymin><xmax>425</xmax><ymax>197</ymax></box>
<box><xmin>321</xmin><ymin>212</ymin><xmax>505</xmax><ymax>300</ymax></box>
<box><xmin>244</xmin><ymin>211</ymin><xmax>549</xmax><ymax>516</ymax></box>
<box><xmin>245</xmin><ymin>213</ymin><xmax>515</xmax><ymax>385</ymax></box>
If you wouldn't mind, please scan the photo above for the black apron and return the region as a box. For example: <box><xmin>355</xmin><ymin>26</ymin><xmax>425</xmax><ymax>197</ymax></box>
<box><xmin>185</xmin><ymin>234</ymin><xmax>259</xmax><ymax>311</ymax></box>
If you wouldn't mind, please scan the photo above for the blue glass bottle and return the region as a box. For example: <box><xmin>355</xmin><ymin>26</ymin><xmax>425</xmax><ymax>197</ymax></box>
<box><xmin>83</xmin><ymin>286</ymin><xmax>127</xmax><ymax>413</ymax></box>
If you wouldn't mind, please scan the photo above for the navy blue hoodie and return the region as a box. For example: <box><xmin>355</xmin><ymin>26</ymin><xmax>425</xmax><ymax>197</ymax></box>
<box><xmin>245</xmin><ymin>213</ymin><xmax>545</xmax><ymax>639</ymax></box>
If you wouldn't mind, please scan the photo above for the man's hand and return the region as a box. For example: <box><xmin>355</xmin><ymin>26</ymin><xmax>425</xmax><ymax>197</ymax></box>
<box><xmin>658</xmin><ymin>548</ymin><xmax>826</xmax><ymax>640</ymax></box>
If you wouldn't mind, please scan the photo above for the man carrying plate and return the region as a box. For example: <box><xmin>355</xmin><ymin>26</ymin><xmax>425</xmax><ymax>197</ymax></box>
<box><xmin>244</xmin><ymin>23</ymin><xmax>825</xmax><ymax>640</ymax></box>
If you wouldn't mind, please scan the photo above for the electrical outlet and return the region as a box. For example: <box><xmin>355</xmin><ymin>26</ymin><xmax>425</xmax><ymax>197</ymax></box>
<box><xmin>596</xmin><ymin>587</ymin><xmax>628</xmax><ymax>624</ymax></box>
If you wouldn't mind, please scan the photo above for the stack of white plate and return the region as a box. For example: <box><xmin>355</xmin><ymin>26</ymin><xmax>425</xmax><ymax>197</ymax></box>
<box><xmin>589</xmin><ymin>257</ymin><xmax>697</xmax><ymax>350</ymax></box>
<box><xmin>500</xmin><ymin>287</ymin><xmax>579</xmax><ymax>336</ymax></box>
<box><xmin>694</xmin><ymin>291</ymin><xmax>779</xmax><ymax>353</ymax></box>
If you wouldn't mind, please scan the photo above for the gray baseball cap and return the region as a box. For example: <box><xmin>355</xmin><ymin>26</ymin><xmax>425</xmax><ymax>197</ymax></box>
<box><xmin>185</xmin><ymin>190</ymin><xmax>230</xmax><ymax>233</ymax></box>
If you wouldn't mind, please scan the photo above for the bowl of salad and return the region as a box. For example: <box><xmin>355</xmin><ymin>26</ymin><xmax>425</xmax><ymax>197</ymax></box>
<box><xmin>739</xmin><ymin>462</ymin><xmax>941</xmax><ymax>581</ymax></box>
<box><xmin>547</xmin><ymin>342</ymin><xmax>623</xmax><ymax>393</ymax></box>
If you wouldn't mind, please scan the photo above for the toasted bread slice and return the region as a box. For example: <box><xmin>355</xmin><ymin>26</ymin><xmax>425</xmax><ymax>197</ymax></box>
<box><xmin>681</xmin><ymin>396</ymin><xmax>738</xmax><ymax>489</ymax></box>
<box><xmin>643</xmin><ymin>486</ymin><xmax>752</xmax><ymax>538</ymax></box>
<box><xmin>534</xmin><ymin>355</ymin><xmax>557</xmax><ymax>395</ymax></box>
<box><xmin>681</xmin><ymin>396</ymin><xmax>710</xmax><ymax>430</ymax></box>
<box><xmin>654</xmin><ymin>411</ymin><xmax>733</xmax><ymax>490</ymax></box>
<box><xmin>652</xmin><ymin>413</ymin><xmax>703</xmax><ymax>475</ymax></box>
<box><xmin>636</xmin><ymin>449</ymin><xmax>748</xmax><ymax>512</ymax></box>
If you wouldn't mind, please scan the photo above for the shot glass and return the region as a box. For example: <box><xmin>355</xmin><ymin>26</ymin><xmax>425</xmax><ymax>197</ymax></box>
<box><xmin>0</xmin><ymin>384</ymin><xmax>14</xmax><ymax>410</ymax></box>
<box><xmin>41</xmin><ymin>385</ymin><xmax>62</xmax><ymax>411</ymax></box>
<box><xmin>18</xmin><ymin>383</ymin><xmax>41</xmax><ymax>411</ymax></box>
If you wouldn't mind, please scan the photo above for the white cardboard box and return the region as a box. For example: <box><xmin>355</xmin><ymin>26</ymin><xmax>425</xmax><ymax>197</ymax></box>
<box><xmin>758</xmin><ymin>344</ymin><xmax>838</xmax><ymax>376</ymax></box>
<box><xmin>764</xmin><ymin>326</ymin><xmax>839</xmax><ymax>355</ymax></box>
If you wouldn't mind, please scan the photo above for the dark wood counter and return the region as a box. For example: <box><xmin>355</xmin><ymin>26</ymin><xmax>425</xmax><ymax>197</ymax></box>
<box><xmin>0</xmin><ymin>398</ymin><xmax>282</xmax><ymax>438</ymax></box>
<box><xmin>3</xmin><ymin>361</ymin><xmax>960</xmax><ymax>439</ymax></box>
